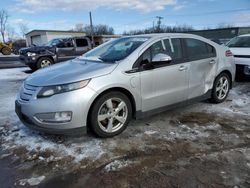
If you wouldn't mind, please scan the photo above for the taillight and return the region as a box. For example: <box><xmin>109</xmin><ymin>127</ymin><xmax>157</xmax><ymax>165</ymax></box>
<box><xmin>225</xmin><ymin>50</ymin><xmax>233</xmax><ymax>57</ymax></box>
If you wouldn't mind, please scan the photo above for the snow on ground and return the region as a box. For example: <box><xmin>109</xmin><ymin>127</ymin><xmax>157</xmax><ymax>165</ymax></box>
<box><xmin>1</xmin><ymin>68</ymin><xmax>250</xmax><ymax>187</ymax></box>
<box><xmin>19</xmin><ymin>176</ymin><xmax>45</xmax><ymax>186</ymax></box>
<box><xmin>1</xmin><ymin>68</ymin><xmax>250</xmax><ymax>161</ymax></box>
<box><xmin>104</xmin><ymin>159</ymin><xmax>133</xmax><ymax>172</ymax></box>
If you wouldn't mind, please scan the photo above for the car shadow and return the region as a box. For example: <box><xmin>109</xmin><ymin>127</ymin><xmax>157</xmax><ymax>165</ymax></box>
<box><xmin>23</xmin><ymin>69</ymin><xmax>35</xmax><ymax>74</ymax></box>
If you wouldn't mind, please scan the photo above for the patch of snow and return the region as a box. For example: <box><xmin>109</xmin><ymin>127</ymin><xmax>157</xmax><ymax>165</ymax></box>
<box><xmin>232</xmin><ymin>98</ymin><xmax>249</xmax><ymax>108</ymax></box>
<box><xmin>104</xmin><ymin>159</ymin><xmax>132</xmax><ymax>172</ymax></box>
<box><xmin>2</xmin><ymin>124</ymin><xmax>105</xmax><ymax>163</ymax></box>
<box><xmin>163</xmin><ymin>124</ymin><xmax>210</xmax><ymax>141</ymax></box>
<box><xmin>144</xmin><ymin>130</ymin><xmax>158</xmax><ymax>135</ymax></box>
<box><xmin>19</xmin><ymin>176</ymin><xmax>45</xmax><ymax>186</ymax></box>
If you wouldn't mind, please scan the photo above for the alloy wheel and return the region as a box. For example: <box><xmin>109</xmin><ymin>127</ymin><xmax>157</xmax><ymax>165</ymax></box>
<box><xmin>40</xmin><ymin>60</ymin><xmax>52</xmax><ymax>68</ymax></box>
<box><xmin>215</xmin><ymin>76</ymin><xmax>229</xmax><ymax>100</ymax></box>
<box><xmin>97</xmin><ymin>98</ymin><xmax>128</xmax><ymax>133</ymax></box>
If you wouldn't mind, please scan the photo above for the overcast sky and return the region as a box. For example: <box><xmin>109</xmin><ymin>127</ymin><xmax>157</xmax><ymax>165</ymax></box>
<box><xmin>1</xmin><ymin>0</ymin><xmax>250</xmax><ymax>35</ymax></box>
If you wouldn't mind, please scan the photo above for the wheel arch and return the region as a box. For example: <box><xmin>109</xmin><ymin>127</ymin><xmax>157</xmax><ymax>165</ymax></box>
<box><xmin>86</xmin><ymin>87</ymin><xmax>137</xmax><ymax>130</ymax></box>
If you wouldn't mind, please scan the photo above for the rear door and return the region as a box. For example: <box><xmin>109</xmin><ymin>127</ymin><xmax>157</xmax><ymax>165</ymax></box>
<box><xmin>184</xmin><ymin>38</ymin><xmax>217</xmax><ymax>99</ymax></box>
<box><xmin>74</xmin><ymin>38</ymin><xmax>91</xmax><ymax>56</ymax></box>
<box><xmin>139</xmin><ymin>38</ymin><xmax>189</xmax><ymax>112</ymax></box>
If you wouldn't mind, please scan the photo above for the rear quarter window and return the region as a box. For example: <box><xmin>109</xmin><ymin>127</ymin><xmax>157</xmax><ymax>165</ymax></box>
<box><xmin>185</xmin><ymin>38</ymin><xmax>216</xmax><ymax>61</ymax></box>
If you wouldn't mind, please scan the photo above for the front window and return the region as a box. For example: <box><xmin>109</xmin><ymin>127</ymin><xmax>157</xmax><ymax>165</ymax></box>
<box><xmin>46</xmin><ymin>39</ymin><xmax>63</xmax><ymax>46</ymax></box>
<box><xmin>227</xmin><ymin>36</ymin><xmax>250</xmax><ymax>48</ymax></box>
<box><xmin>82</xmin><ymin>37</ymin><xmax>150</xmax><ymax>63</ymax></box>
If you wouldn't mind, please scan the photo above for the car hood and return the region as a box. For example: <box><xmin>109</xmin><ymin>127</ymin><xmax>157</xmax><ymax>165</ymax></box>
<box><xmin>230</xmin><ymin>47</ymin><xmax>250</xmax><ymax>56</ymax></box>
<box><xmin>20</xmin><ymin>45</ymin><xmax>54</xmax><ymax>53</ymax></box>
<box><xmin>25</xmin><ymin>58</ymin><xmax>118</xmax><ymax>86</ymax></box>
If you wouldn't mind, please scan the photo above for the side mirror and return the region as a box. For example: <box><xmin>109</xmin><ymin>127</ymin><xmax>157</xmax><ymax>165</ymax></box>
<box><xmin>152</xmin><ymin>53</ymin><xmax>172</xmax><ymax>63</ymax></box>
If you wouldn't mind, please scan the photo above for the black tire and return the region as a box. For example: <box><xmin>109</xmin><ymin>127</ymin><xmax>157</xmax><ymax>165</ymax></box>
<box><xmin>37</xmin><ymin>57</ymin><xmax>53</xmax><ymax>69</ymax></box>
<box><xmin>1</xmin><ymin>47</ymin><xmax>11</xmax><ymax>55</ymax></box>
<box><xmin>89</xmin><ymin>91</ymin><xmax>132</xmax><ymax>138</ymax></box>
<box><xmin>210</xmin><ymin>73</ymin><xmax>231</xmax><ymax>103</ymax></box>
<box><xmin>28</xmin><ymin>64</ymin><xmax>37</xmax><ymax>71</ymax></box>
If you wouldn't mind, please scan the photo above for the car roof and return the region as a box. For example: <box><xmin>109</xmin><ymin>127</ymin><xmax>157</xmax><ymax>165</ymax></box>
<box><xmin>124</xmin><ymin>33</ymin><xmax>200</xmax><ymax>39</ymax></box>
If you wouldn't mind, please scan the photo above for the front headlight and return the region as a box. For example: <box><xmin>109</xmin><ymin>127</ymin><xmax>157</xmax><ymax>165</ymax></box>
<box><xmin>27</xmin><ymin>52</ymin><xmax>36</xmax><ymax>56</ymax></box>
<box><xmin>37</xmin><ymin>80</ymin><xmax>90</xmax><ymax>98</ymax></box>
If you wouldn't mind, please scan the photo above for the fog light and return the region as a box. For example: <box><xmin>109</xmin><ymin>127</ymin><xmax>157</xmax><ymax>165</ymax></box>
<box><xmin>35</xmin><ymin>111</ymin><xmax>72</xmax><ymax>123</ymax></box>
<box><xmin>54</xmin><ymin>112</ymin><xmax>72</xmax><ymax>122</ymax></box>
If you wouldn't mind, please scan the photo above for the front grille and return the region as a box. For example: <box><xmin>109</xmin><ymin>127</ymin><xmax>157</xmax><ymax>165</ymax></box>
<box><xmin>20</xmin><ymin>83</ymin><xmax>38</xmax><ymax>102</ymax></box>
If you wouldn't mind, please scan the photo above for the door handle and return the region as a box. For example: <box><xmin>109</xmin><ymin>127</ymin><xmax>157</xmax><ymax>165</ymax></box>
<box><xmin>179</xmin><ymin>65</ymin><xmax>187</xmax><ymax>71</ymax></box>
<box><xmin>209</xmin><ymin>60</ymin><xmax>216</xmax><ymax>64</ymax></box>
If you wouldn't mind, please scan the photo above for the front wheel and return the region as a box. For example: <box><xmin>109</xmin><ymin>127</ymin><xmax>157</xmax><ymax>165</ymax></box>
<box><xmin>89</xmin><ymin>92</ymin><xmax>132</xmax><ymax>138</ymax></box>
<box><xmin>37</xmin><ymin>57</ymin><xmax>53</xmax><ymax>69</ymax></box>
<box><xmin>210</xmin><ymin>73</ymin><xmax>231</xmax><ymax>103</ymax></box>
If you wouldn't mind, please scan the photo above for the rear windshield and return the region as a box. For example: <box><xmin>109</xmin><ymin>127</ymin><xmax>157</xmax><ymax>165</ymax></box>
<box><xmin>227</xmin><ymin>36</ymin><xmax>250</xmax><ymax>48</ymax></box>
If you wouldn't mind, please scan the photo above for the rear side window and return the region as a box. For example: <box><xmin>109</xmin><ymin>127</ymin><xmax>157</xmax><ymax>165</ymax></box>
<box><xmin>76</xmin><ymin>39</ymin><xmax>89</xmax><ymax>47</ymax></box>
<box><xmin>185</xmin><ymin>38</ymin><xmax>216</xmax><ymax>61</ymax></box>
<box><xmin>163</xmin><ymin>38</ymin><xmax>183</xmax><ymax>62</ymax></box>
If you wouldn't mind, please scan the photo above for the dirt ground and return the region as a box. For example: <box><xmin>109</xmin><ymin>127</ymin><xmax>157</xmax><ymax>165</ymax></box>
<box><xmin>1</xmin><ymin>68</ymin><xmax>250</xmax><ymax>188</ymax></box>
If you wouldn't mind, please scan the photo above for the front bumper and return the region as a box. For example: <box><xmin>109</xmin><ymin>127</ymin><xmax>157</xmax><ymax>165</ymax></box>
<box><xmin>15</xmin><ymin>85</ymin><xmax>97</xmax><ymax>135</ymax></box>
<box><xmin>19</xmin><ymin>55</ymin><xmax>38</xmax><ymax>65</ymax></box>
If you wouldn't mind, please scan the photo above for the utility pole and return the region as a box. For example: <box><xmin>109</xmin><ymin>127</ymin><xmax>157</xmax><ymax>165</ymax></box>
<box><xmin>89</xmin><ymin>11</ymin><xmax>94</xmax><ymax>47</ymax></box>
<box><xmin>156</xmin><ymin>16</ymin><xmax>163</xmax><ymax>32</ymax></box>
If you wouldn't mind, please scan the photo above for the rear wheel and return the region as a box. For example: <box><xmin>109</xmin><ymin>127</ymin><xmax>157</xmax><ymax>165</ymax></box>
<box><xmin>89</xmin><ymin>92</ymin><xmax>132</xmax><ymax>138</ymax></box>
<box><xmin>1</xmin><ymin>47</ymin><xmax>11</xmax><ymax>55</ymax></box>
<box><xmin>210</xmin><ymin>73</ymin><xmax>231</xmax><ymax>103</ymax></box>
<box><xmin>37</xmin><ymin>57</ymin><xmax>53</xmax><ymax>69</ymax></box>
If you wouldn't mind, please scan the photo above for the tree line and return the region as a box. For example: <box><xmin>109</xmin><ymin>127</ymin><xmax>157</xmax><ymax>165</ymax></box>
<box><xmin>73</xmin><ymin>23</ymin><xmax>114</xmax><ymax>35</ymax></box>
<box><xmin>123</xmin><ymin>24</ymin><xmax>195</xmax><ymax>35</ymax></box>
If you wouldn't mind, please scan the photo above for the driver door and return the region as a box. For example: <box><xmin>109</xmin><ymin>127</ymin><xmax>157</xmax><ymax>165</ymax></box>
<box><xmin>56</xmin><ymin>39</ymin><xmax>75</xmax><ymax>59</ymax></box>
<box><xmin>139</xmin><ymin>38</ymin><xmax>189</xmax><ymax>112</ymax></box>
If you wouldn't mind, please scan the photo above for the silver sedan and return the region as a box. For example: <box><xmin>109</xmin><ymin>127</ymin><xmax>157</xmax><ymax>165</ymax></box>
<box><xmin>16</xmin><ymin>33</ymin><xmax>235</xmax><ymax>137</ymax></box>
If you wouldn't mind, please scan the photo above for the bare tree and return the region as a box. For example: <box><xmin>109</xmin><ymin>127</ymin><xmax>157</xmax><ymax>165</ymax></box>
<box><xmin>19</xmin><ymin>23</ymin><xmax>29</xmax><ymax>38</ymax></box>
<box><xmin>74</xmin><ymin>23</ymin><xmax>84</xmax><ymax>32</ymax></box>
<box><xmin>83</xmin><ymin>24</ymin><xmax>114</xmax><ymax>35</ymax></box>
<box><xmin>7</xmin><ymin>25</ymin><xmax>16</xmax><ymax>41</ymax></box>
<box><xmin>0</xmin><ymin>9</ymin><xmax>9</xmax><ymax>42</ymax></box>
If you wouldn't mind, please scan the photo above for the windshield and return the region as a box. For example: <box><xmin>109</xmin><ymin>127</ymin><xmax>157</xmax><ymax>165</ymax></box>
<box><xmin>227</xmin><ymin>36</ymin><xmax>250</xmax><ymax>48</ymax></box>
<box><xmin>82</xmin><ymin>37</ymin><xmax>150</xmax><ymax>62</ymax></box>
<box><xmin>46</xmin><ymin>38</ymin><xmax>63</xmax><ymax>46</ymax></box>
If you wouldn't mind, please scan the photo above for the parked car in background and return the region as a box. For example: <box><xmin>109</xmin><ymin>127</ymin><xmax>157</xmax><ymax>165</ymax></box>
<box><xmin>227</xmin><ymin>34</ymin><xmax>250</xmax><ymax>80</ymax></box>
<box><xmin>15</xmin><ymin>33</ymin><xmax>235</xmax><ymax>138</ymax></box>
<box><xmin>19</xmin><ymin>37</ymin><xmax>92</xmax><ymax>70</ymax></box>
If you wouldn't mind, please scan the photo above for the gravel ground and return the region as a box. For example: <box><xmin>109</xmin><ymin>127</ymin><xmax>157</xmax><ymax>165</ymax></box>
<box><xmin>0</xmin><ymin>68</ymin><xmax>250</xmax><ymax>188</ymax></box>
